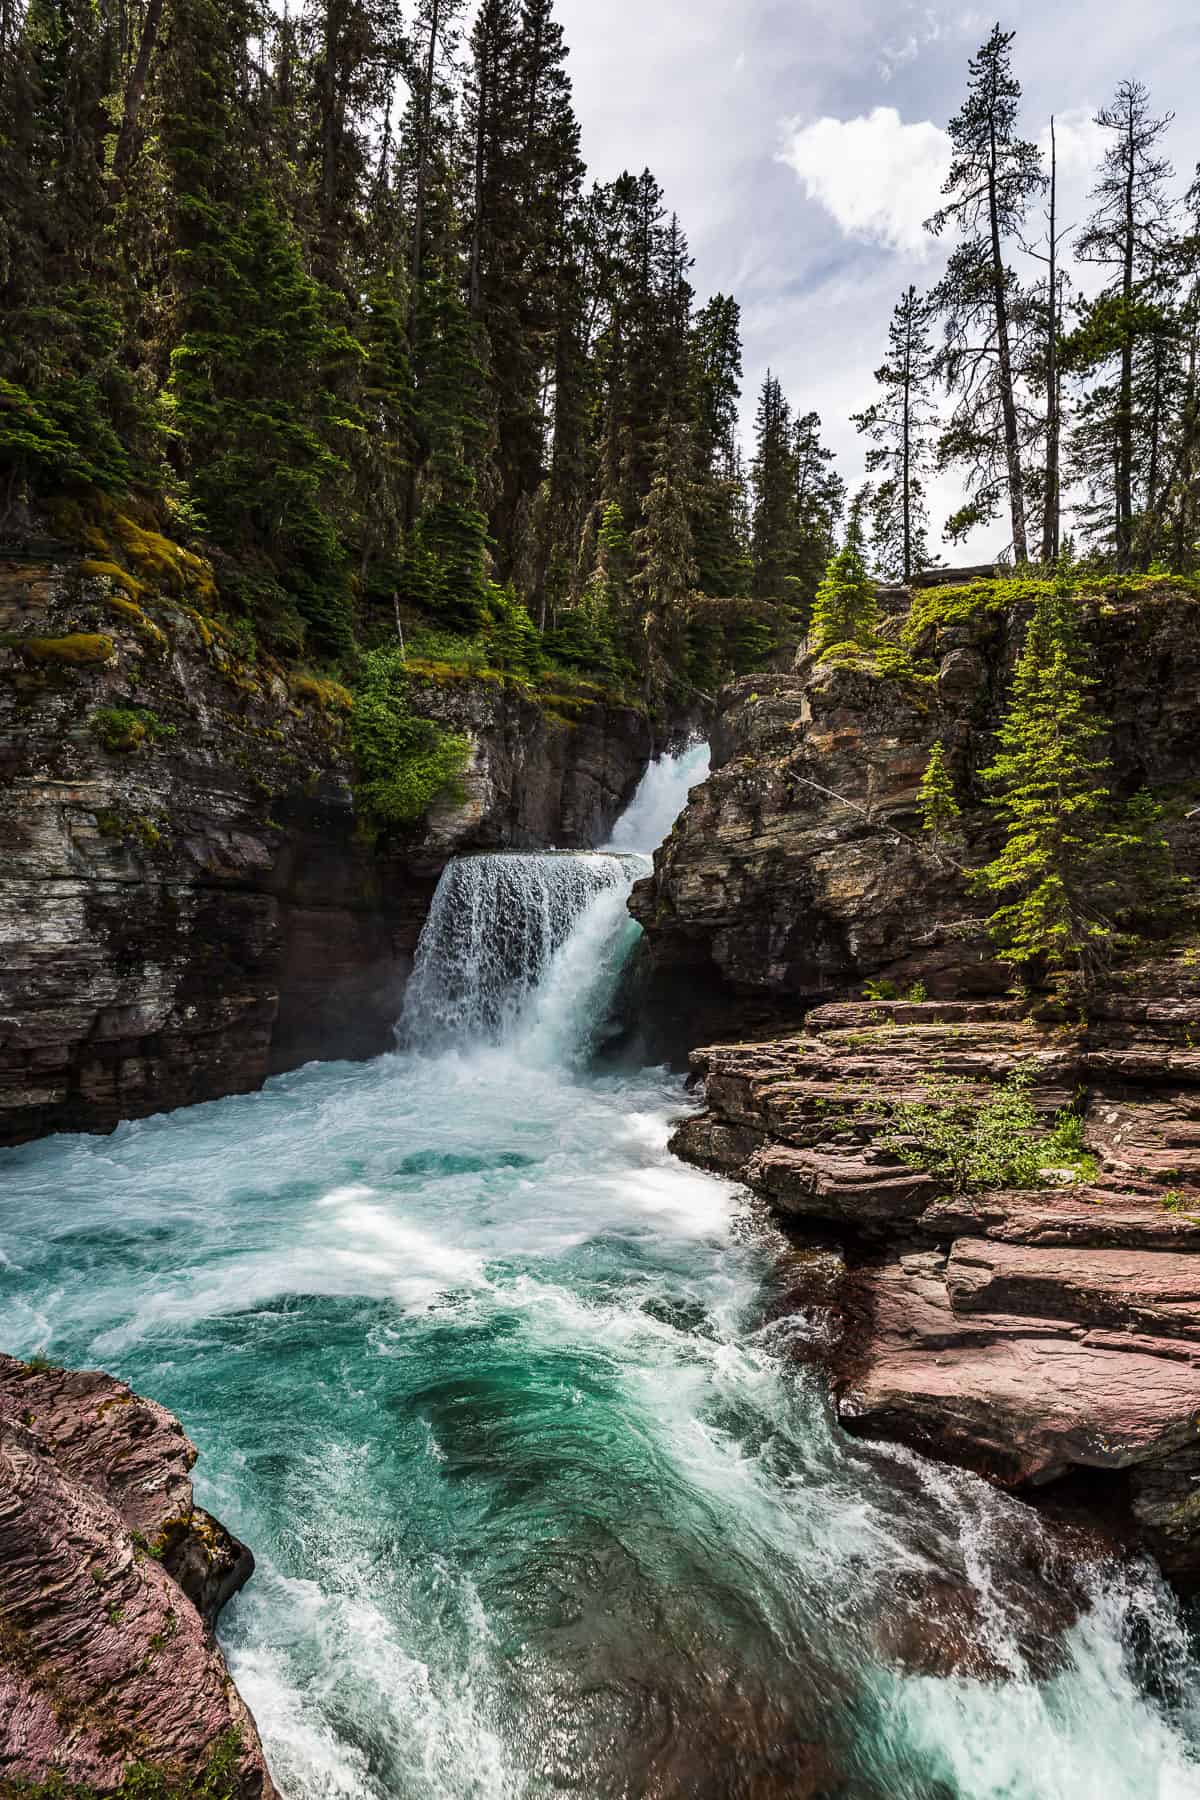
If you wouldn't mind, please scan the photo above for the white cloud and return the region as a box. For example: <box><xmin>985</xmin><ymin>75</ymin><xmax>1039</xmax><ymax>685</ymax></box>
<box><xmin>778</xmin><ymin>107</ymin><xmax>951</xmax><ymax>256</ymax></box>
<box><xmin>1039</xmin><ymin>106</ymin><xmax>1107</xmax><ymax>175</ymax></box>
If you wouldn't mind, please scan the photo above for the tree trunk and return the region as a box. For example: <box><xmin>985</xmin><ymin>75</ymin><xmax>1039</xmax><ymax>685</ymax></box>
<box><xmin>1117</xmin><ymin>98</ymin><xmax>1136</xmax><ymax>569</ymax></box>
<box><xmin>987</xmin><ymin>114</ymin><xmax>1028</xmax><ymax>563</ymax></box>
<box><xmin>1041</xmin><ymin>119</ymin><xmax>1060</xmax><ymax>566</ymax></box>
<box><xmin>901</xmin><ymin>294</ymin><xmax>912</xmax><ymax>581</ymax></box>
<box><xmin>410</xmin><ymin>0</ymin><xmax>441</xmax><ymax>312</ymax></box>
<box><xmin>112</xmin><ymin>0</ymin><xmax>164</xmax><ymax>184</ymax></box>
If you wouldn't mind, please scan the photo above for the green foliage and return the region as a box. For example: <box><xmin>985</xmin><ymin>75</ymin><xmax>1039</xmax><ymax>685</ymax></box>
<box><xmin>478</xmin><ymin>585</ymin><xmax>544</xmax><ymax>677</ymax></box>
<box><xmin>90</xmin><ymin>708</ymin><xmax>176</xmax><ymax>754</ymax></box>
<box><xmin>351</xmin><ymin>647</ymin><xmax>470</xmax><ymax>829</ymax></box>
<box><xmin>810</xmin><ymin>544</ymin><xmax>877</xmax><ymax>659</ymax></box>
<box><xmin>976</xmin><ymin>587</ymin><xmax>1182</xmax><ymax>991</ymax></box>
<box><xmin>917</xmin><ymin>741</ymin><xmax>963</xmax><ymax>849</ymax></box>
<box><xmin>878</xmin><ymin>1070</ymin><xmax>1067</xmax><ymax>1193</ymax></box>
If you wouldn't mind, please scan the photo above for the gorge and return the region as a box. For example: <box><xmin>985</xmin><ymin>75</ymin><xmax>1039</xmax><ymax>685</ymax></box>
<box><xmin>3</xmin><ymin>722</ymin><xmax>1200</xmax><ymax>1799</ymax></box>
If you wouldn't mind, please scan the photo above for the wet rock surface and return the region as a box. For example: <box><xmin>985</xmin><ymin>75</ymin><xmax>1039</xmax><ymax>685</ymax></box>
<box><xmin>0</xmin><ymin>1354</ymin><xmax>275</xmax><ymax>1795</ymax></box>
<box><xmin>674</xmin><ymin>982</ymin><xmax>1200</xmax><ymax>1577</ymax></box>
<box><xmin>0</xmin><ymin>555</ymin><xmax>652</xmax><ymax>1144</ymax></box>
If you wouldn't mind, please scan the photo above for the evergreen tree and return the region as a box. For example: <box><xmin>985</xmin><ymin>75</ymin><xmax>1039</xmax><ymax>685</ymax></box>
<box><xmin>809</xmin><ymin>541</ymin><xmax>876</xmax><ymax>659</ymax></box>
<box><xmin>917</xmin><ymin>741</ymin><xmax>963</xmax><ymax>850</ymax></box>
<box><xmin>978</xmin><ymin>587</ymin><xmax>1178</xmax><ymax>990</ymax></box>
<box><xmin>0</xmin><ymin>0</ymin><xmax>157</xmax><ymax>498</ymax></box>
<box><xmin>791</xmin><ymin>410</ymin><xmax>844</xmax><ymax>613</ymax></box>
<box><xmin>0</xmin><ymin>0</ymin><xmax>801</xmax><ymax>706</ymax></box>
<box><xmin>750</xmin><ymin>373</ymin><xmax>796</xmax><ymax>601</ymax></box>
<box><xmin>690</xmin><ymin>293</ymin><xmax>748</xmax><ymax>596</ymax></box>
<box><xmin>633</xmin><ymin>415</ymin><xmax>699</xmax><ymax>694</ymax></box>
<box><xmin>852</xmin><ymin>286</ymin><xmax>939</xmax><ymax>582</ymax></box>
<box><xmin>162</xmin><ymin>0</ymin><xmax>359</xmax><ymax>655</ymax></box>
<box><xmin>927</xmin><ymin>26</ymin><xmax>1044</xmax><ymax>560</ymax></box>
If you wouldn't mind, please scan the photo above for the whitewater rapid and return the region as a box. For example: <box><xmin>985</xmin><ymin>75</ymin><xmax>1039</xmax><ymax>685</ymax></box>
<box><xmin>1</xmin><ymin>742</ymin><xmax>1198</xmax><ymax>1799</ymax></box>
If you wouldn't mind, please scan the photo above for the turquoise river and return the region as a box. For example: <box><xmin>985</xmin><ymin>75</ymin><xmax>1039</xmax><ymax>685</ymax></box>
<box><xmin>2</xmin><ymin>747</ymin><xmax>1199</xmax><ymax>1799</ymax></box>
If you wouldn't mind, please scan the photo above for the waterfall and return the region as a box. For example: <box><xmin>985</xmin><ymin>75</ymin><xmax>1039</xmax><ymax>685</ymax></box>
<box><xmin>400</xmin><ymin>744</ymin><xmax>708</xmax><ymax>1058</ymax></box>
<box><xmin>605</xmin><ymin>739</ymin><xmax>710</xmax><ymax>853</ymax></box>
<box><xmin>400</xmin><ymin>852</ymin><xmax>647</xmax><ymax>1052</ymax></box>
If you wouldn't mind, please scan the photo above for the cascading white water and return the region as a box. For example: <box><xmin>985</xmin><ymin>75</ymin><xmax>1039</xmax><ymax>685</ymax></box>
<box><xmin>400</xmin><ymin>851</ymin><xmax>648</xmax><ymax>1051</ymax></box>
<box><xmin>401</xmin><ymin>742</ymin><xmax>707</xmax><ymax>1058</ymax></box>
<box><xmin>605</xmin><ymin>739</ymin><xmax>710</xmax><ymax>852</ymax></box>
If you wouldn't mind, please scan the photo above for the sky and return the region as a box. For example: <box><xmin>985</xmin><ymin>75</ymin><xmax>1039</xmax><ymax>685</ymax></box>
<box><xmin>553</xmin><ymin>0</ymin><xmax>1200</xmax><ymax>561</ymax></box>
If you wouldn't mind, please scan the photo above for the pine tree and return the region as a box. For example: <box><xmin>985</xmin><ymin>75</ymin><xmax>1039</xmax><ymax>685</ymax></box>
<box><xmin>917</xmin><ymin>741</ymin><xmax>962</xmax><ymax>850</ymax></box>
<box><xmin>978</xmin><ymin>587</ymin><xmax>1178</xmax><ymax>990</ymax></box>
<box><xmin>791</xmin><ymin>410</ymin><xmax>844</xmax><ymax>614</ymax></box>
<box><xmin>162</xmin><ymin>0</ymin><xmax>359</xmax><ymax>655</ymax></box>
<box><xmin>927</xmin><ymin>26</ymin><xmax>1044</xmax><ymax>560</ymax></box>
<box><xmin>690</xmin><ymin>293</ymin><xmax>747</xmax><ymax>596</ymax></box>
<box><xmin>852</xmin><ymin>286</ymin><xmax>939</xmax><ymax>582</ymax></box>
<box><xmin>633</xmin><ymin>415</ymin><xmax>699</xmax><ymax>694</ymax></box>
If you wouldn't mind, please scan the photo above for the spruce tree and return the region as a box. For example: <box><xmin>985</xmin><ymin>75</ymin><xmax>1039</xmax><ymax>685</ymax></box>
<box><xmin>791</xmin><ymin>410</ymin><xmax>844</xmax><ymax>614</ymax></box>
<box><xmin>978</xmin><ymin>588</ymin><xmax>1178</xmax><ymax>990</ymax></box>
<box><xmin>1069</xmin><ymin>81</ymin><xmax>1177</xmax><ymax>569</ymax></box>
<box><xmin>162</xmin><ymin>0</ymin><xmax>359</xmax><ymax>655</ymax></box>
<box><xmin>809</xmin><ymin>541</ymin><xmax>876</xmax><ymax>659</ymax></box>
<box><xmin>927</xmin><ymin>26</ymin><xmax>1044</xmax><ymax>559</ymax></box>
<box><xmin>917</xmin><ymin>742</ymin><xmax>962</xmax><ymax>851</ymax></box>
<box><xmin>750</xmin><ymin>373</ymin><xmax>797</xmax><ymax>600</ymax></box>
<box><xmin>690</xmin><ymin>293</ymin><xmax>747</xmax><ymax>596</ymax></box>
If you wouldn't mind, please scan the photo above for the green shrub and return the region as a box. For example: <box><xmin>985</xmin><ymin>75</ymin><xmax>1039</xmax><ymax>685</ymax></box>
<box><xmin>351</xmin><ymin>647</ymin><xmax>470</xmax><ymax>828</ymax></box>
<box><xmin>90</xmin><ymin>708</ymin><xmax>176</xmax><ymax>754</ymax></box>
<box><xmin>877</xmin><ymin>1070</ymin><xmax>1054</xmax><ymax>1193</ymax></box>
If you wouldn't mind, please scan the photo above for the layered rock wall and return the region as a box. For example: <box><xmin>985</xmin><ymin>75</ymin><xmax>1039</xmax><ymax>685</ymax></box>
<box><xmin>632</xmin><ymin>585</ymin><xmax>1200</xmax><ymax>1017</ymax></box>
<box><xmin>0</xmin><ymin>556</ymin><xmax>652</xmax><ymax>1144</ymax></box>
<box><xmin>0</xmin><ymin>1355</ymin><xmax>275</xmax><ymax>1796</ymax></box>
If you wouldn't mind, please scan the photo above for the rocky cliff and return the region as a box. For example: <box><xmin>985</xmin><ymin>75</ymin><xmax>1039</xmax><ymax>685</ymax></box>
<box><xmin>0</xmin><ymin>1355</ymin><xmax>274</xmax><ymax>1797</ymax></box>
<box><xmin>631</xmin><ymin>580</ymin><xmax>1200</xmax><ymax>1013</ymax></box>
<box><xmin>0</xmin><ymin>552</ymin><xmax>652</xmax><ymax>1145</ymax></box>
<box><xmin>642</xmin><ymin>578</ymin><xmax>1200</xmax><ymax>1576</ymax></box>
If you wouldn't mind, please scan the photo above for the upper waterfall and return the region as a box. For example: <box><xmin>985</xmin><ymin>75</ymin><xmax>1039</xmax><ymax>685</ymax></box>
<box><xmin>605</xmin><ymin>740</ymin><xmax>710</xmax><ymax>854</ymax></box>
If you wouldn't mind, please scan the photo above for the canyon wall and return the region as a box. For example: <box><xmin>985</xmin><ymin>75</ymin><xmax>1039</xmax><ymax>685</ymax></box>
<box><xmin>639</xmin><ymin>578</ymin><xmax>1200</xmax><ymax>1575</ymax></box>
<box><xmin>631</xmin><ymin>582</ymin><xmax>1200</xmax><ymax>1018</ymax></box>
<box><xmin>0</xmin><ymin>555</ymin><xmax>652</xmax><ymax>1145</ymax></box>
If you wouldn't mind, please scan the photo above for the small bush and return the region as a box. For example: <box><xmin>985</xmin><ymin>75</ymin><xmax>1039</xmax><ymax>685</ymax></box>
<box><xmin>90</xmin><ymin>708</ymin><xmax>175</xmax><ymax>754</ymax></box>
<box><xmin>877</xmin><ymin>1070</ymin><xmax>1052</xmax><ymax>1193</ymax></box>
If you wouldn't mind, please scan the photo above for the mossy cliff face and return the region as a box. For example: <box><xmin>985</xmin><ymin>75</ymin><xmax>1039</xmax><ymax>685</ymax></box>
<box><xmin>0</xmin><ymin>556</ymin><xmax>652</xmax><ymax>1145</ymax></box>
<box><xmin>631</xmin><ymin>581</ymin><xmax>1200</xmax><ymax>1018</ymax></box>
